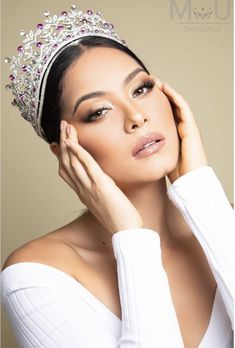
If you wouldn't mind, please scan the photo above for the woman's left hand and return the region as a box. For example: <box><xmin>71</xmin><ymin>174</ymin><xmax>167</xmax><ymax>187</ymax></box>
<box><xmin>155</xmin><ymin>79</ymin><xmax>208</xmax><ymax>184</ymax></box>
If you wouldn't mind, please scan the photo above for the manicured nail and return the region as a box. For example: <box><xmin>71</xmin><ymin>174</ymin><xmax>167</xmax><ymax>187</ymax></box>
<box><xmin>61</xmin><ymin>120</ymin><xmax>67</xmax><ymax>130</ymax></box>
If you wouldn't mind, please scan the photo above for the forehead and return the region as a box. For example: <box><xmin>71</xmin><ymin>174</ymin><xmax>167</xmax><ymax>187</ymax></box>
<box><xmin>63</xmin><ymin>46</ymin><xmax>141</xmax><ymax>91</ymax></box>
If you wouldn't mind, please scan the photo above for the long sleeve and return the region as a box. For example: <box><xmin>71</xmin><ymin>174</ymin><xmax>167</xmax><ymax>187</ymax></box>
<box><xmin>167</xmin><ymin>166</ymin><xmax>234</xmax><ymax>329</ymax></box>
<box><xmin>3</xmin><ymin>166</ymin><xmax>233</xmax><ymax>347</ymax></box>
<box><xmin>112</xmin><ymin>229</ymin><xmax>184</xmax><ymax>347</ymax></box>
<box><xmin>1</xmin><ymin>231</ymin><xmax>185</xmax><ymax>348</ymax></box>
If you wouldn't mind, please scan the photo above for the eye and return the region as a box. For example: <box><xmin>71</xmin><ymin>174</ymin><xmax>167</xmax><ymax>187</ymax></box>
<box><xmin>133</xmin><ymin>78</ymin><xmax>155</xmax><ymax>98</ymax></box>
<box><xmin>84</xmin><ymin>106</ymin><xmax>111</xmax><ymax>122</ymax></box>
<box><xmin>82</xmin><ymin>77</ymin><xmax>156</xmax><ymax>123</ymax></box>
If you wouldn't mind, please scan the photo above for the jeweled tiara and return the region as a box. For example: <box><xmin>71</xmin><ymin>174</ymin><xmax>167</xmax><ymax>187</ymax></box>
<box><xmin>5</xmin><ymin>5</ymin><xmax>127</xmax><ymax>142</ymax></box>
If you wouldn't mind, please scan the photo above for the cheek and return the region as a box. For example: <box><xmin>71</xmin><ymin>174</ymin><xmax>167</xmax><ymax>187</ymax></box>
<box><xmin>75</xmin><ymin>128</ymin><xmax>131</xmax><ymax>179</ymax></box>
<box><xmin>168</xmin><ymin>120</ymin><xmax>181</xmax><ymax>169</ymax></box>
<box><xmin>157</xmin><ymin>92</ymin><xmax>175</xmax><ymax>123</ymax></box>
<box><xmin>76</xmin><ymin>129</ymin><xmax>118</xmax><ymax>164</ymax></box>
<box><xmin>159</xmin><ymin>96</ymin><xmax>179</xmax><ymax>144</ymax></box>
<box><xmin>145</xmin><ymin>89</ymin><xmax>175</xmax><ymax>126</ymax></box>
<box><xmin>150</xmin><ymin>92</ymin><xmax>180</xmax><ymax>157</ymax></box>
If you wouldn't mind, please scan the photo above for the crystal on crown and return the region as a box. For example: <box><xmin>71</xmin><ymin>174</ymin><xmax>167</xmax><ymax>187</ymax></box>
<box><xmin>5</xmin><ymin>6</ymin><xmax>127</xmax><ymax>142</ymax></box>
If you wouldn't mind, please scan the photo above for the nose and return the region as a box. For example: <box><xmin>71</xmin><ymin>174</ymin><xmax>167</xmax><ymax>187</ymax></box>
<box><xmin>123</xmin><ymin>101</ymin><xmax>148</xmax><ymax>133</ymax></box>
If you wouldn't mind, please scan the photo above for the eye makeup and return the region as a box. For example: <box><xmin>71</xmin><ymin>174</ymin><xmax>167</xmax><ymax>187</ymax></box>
<box><xmin>82</xmin><ymin>77</ymin><xmax>156</xmax><ymax>123</ymax></box>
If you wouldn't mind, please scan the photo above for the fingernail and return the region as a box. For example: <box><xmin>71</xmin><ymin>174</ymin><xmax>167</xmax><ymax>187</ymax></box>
<box><xmin>60</xmin><ymin>120</ymin><xmax>65</xmax><ymax>130</ymax></box>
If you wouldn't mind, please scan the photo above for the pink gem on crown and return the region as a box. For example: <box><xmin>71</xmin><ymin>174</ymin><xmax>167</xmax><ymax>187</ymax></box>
<box><xmin>5</xmin><ymin>5</ymin><xmax>127</xmax><ymax>142</ymax></box>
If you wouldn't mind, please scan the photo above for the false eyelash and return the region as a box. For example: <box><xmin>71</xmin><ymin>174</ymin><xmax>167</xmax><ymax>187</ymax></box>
<box><xmin>84</xmin><ymin>106</ymin><xmax>111</xmax><ymax>122</ymax></box>
<box><xmin>84</xmin><ymin>77</ymin><xmax>156</xmax><ymax>122</ymax></box>
<box><xmin>134</xmin><ymin>77</ymin><xmax>156</xmax><ymax>97</ymax></box>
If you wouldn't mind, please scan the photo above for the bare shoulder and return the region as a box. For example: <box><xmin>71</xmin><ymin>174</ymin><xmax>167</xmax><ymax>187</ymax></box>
<box><xmin>1</xmin><ymin>233</ymin><xmax>84</xmax><ymax>277</ymax></box>
<box><xmin>1</xmin><ymin>211</ymin><xmax>107</xmax><ymax>277</ymax></box>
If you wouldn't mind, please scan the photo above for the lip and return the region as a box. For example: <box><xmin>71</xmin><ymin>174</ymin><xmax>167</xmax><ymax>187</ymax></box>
<box><xmin>132</xmin><ymin>132</ymin><xmax>165</xmax><ymax>157</ymax></box>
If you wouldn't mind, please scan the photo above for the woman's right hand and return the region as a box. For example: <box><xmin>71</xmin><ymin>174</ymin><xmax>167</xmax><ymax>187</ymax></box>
<box><xmin>58</xmin><ymin>120</ymin><xmax>143</xmax><ymax>235</ymax></box>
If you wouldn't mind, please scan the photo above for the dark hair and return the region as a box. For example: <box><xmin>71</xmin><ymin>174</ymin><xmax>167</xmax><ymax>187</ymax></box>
<box><xmin>41</xmin><ymin>36</ymin><xmax>150</xmax><ymax>144</ymax></box>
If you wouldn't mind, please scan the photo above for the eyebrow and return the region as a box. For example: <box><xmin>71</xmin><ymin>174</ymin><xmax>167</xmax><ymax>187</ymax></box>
<box><xmin>72</xmin><ymin>67</ymin><xmax>147</xmax><ymax>115</ymax></box>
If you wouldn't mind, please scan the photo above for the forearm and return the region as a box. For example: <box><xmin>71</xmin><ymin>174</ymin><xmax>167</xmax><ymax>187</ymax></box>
<box><xmin>112</xmin><ymin>228</ymin><xmax>184</xmax><ymax>347</ymax></box>
<box><xmin>167</xmin><ymin>166</ymin><xmax>234</xmax><ymax>328</ymax></box>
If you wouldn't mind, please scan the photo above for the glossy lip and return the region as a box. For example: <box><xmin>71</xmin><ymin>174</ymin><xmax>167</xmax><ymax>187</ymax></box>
<box><xmin>134</xmin><ymin>139</ymin><xmax>166</xmax><ymax>159</ymax></box>
<box><xmin>132</xmin><ymin>132</ymin><xmax>165</xmax><ymax>157</ymax></box>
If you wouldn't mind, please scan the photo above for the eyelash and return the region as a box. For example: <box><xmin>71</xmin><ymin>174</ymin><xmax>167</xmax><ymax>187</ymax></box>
<box><xmin>83</xmin><ymin>77</ymin><xmax>156</xmax><ymax>122</ymax></box>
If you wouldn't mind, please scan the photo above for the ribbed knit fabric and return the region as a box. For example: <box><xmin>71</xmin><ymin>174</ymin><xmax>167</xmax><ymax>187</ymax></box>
<box><xmin>167</xmin><ymin>166</ymin><xmax>234</xmax><ymax>331</ymax></box>
<box><xmin>111</xmin><ymin>229</ymin><xmax>184</xmax><ymax>347</ymax></box>
<box><xmin>1</xmin><ymin>166</ymin><xmax>234</xmax><ymax>347</ymax></box>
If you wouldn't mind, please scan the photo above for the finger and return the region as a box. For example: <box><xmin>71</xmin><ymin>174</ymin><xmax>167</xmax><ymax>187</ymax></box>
<box><xmin>161</xmin><ymin>83</ymin><xmax>191</xmax><ymax>113</ymax></box>
<box><xmin>60</xmin><ymin>120</ymin><xmax>73</xmax><ymax>167</ymax></box>
<box><xmin>160</xmin><ymin>83</ymin><xmax>198</xmax><ymax>127</ymax></box>
<box><xmin>155</xmin><ymin>78</ymin><xmax>164</xmax><ymax>90</ymax></box>
<box><xmin>60</xmin><ymin>120</ymin><xmax>75</xmax><ymax>179</ymax></box>
<box><xmin>66</xmin><ymin>124</ymin><xmax>106</xmax><ymax>184</ymax></box>
<box><xmin>58</xmin><ymin>163</ymin><xmax>77</xmax><ymax>192</ymax></box>
<box><xmin>155</xmin><ymin>79</ymin><xmax>184</xmax><ymax>123</ymax></box>
<box><xmin>65</xmin><ymin>124</ymin><xmax>91</xmax><ymax>188</ymax></box>
<box><xmin>58</xmin><ymin>120</ymin><xmax>82</xmax><ymax>189</ymax></box>
<box><xmin>64</xmin><ymin>136</ymin><xmax>104</xmax><ymax>187</ymax></box>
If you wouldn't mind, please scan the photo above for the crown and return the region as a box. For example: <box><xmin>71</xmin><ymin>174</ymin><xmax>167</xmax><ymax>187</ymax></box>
<box><xmin>5</xmin><ymin>5</ymin><xmax>127</xmax><ymax>142</ymax></box>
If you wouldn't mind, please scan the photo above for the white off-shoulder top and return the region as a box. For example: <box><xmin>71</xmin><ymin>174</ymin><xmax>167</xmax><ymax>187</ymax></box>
<box><xmin>1</xmin><ymin>166</ymin><xmax>234</xmax><ymax>347</ymax></box>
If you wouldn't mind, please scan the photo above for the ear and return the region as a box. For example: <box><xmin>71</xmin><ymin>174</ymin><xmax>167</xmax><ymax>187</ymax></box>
<box><xmin>49</xmin><ymin>142</ymin><xmax>61</xmax><ymax>158</ymax></box>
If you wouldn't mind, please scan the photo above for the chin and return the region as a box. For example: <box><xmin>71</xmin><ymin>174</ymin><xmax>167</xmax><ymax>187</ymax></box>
<box><xmin>137</xmin><ymin>139</ymin><xmax>180</xmax><ymax>178</ymax></box>
<box><xmin>99</xmin><ymin>138</ymin><xmax>180</xmax><ymax>188</ymax></box>
<box><xmin>145</xmin><ymin>156</ymin><xmax>179</xmax><ymax>182</ymax></box>
<box><xmin>110</xmin><ymin>154</ymin><xmax>179</xmax><ymax>190</ymax></box>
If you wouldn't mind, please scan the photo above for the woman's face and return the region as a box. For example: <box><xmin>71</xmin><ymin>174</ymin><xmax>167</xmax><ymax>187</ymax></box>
<box><xmin>60</xmin><ymin>46</ymin><xmax>180</xmax><ymax>188</ymax></box>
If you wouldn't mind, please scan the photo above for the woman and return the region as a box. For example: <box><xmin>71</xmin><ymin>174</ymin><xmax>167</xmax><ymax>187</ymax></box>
<box><xmin>2</xmin><ymin>6</ymin><xmax>234</xmax><ymax>348</ymax></box>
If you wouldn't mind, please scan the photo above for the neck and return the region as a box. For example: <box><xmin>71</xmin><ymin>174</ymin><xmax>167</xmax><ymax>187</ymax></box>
<box><xmin>80</xmin><ymin>177</ymin><xmax>192</xmax><ymax>250</ymax></box>
<box><xmin>121</xmin><ymin>177</ymin><xmax>171</xmax><ymax>242</ymax></box>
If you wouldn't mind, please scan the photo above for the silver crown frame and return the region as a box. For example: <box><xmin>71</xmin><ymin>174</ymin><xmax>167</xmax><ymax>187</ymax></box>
<box><xmin>5</xmin><ymin>5</ymin><xmax>127</xmax><ymax>142</ymax></box>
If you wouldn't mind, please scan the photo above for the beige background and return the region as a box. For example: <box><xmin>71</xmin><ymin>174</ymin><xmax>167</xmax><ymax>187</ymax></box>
<box><xmin>1</xmin><ymin>0</ymin><xmax>233</xmax><ymax>347</ymax></box>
